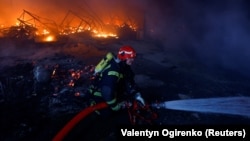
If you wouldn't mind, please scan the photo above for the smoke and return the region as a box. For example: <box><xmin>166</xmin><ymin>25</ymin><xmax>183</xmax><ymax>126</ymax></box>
<box><xmin>0</xmin><ymin>0</ymin><xmax>147</xmax><ymax>26</ymax></box>
<box><xmin>0</xmin><ymin>0</ymin><xmax>85</xmax><ymax>24</ymax></box>
<box><xmin>194</xmin><ymin>1</ymin><xmax>250</xmax><ymax>75</ymax></box>
<box><xmin>0</xmin><ymin>0</ymin><xmax>149</xmax><ymax>69</ymax></box>
<box><xmin>0</xmin><ymin>40</ymin><xmax>61</xmax><ymax>69</ymax></box>
<box><xmin>1</xmin><ymin>0</ymin><xmax>250</xmax><ymax>77</ymax></box>
<box><xmin>144</xmin><ymin>0</ymin><xmax>250</xmax><ymax>77</ymax></box>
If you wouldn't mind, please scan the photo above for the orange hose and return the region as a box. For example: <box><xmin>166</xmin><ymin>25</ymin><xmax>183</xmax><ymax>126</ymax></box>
<box><xmin>52</xmin><ymin>102</ymin><xmax>108</xmax><ymax>141</ymax></box>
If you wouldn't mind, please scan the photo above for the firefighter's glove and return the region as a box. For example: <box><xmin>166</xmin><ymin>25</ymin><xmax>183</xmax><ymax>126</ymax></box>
<box><xmin>134</xmin><ymin>92</ymin><xmax>145</xmax><ymax>106</ymax></box>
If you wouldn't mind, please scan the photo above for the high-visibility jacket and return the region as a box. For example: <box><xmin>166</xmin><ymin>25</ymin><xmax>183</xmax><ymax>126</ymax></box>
<box><xmin>89</xmin><ymin>58</ymin><xmax>138</xmax><ymax>112</ymax></box>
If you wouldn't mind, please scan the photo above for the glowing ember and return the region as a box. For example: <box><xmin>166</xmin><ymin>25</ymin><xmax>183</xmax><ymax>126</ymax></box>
<box><xmin>44</xmin><ymin>35</ymin><xmax>55</xmax><ymax>42</ymax></box>
<box><xmin>0</xmin><ymin>2</ymin><xmax>143</xmax><ymax>40</ymax></box>
<box><xmin>93</xmin><ymin>32</ymin><xmax>118</xmax><ymax>38</ymax></box>
<box><xmin>74</xmin><ymin>92</ymin><xmax>80</xmax><ymax>97</ymax></box>
<box><xmin>68</xmin><ymin>80</ymin><xmax>75</xmax><ymax>87</ymax></box>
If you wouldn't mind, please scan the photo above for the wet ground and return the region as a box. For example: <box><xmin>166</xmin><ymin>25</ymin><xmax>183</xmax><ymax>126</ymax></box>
<box><xmin>0</xmin><ymin>38</ymin><xmax>250</xmax><ymax>141</ymax></box>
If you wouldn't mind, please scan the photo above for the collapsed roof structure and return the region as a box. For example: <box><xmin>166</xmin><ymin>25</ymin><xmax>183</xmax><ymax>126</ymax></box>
<box><xmin>0</xmin><ymin>5</ymin><xmax>144</xmax><ymax>43</ymax></box>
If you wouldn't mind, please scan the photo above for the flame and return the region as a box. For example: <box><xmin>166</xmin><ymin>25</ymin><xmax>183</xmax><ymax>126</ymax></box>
<box><xmin>35</xmin><ymin>34</ymin><xmax>56</xmax><ymax>42</ymax></box>
<box><xmin>42</xmin><ymin>29</ymin><xmax>50</xmax><ymax>35</ymax></box>
<box><xmin>1</xmin><ymin>8</ymin><xmax>141</xmax><ymax>40</ymax></box>
<box><xmin>93</xmin><ymin>32</ymin><xmax>118</xmax><ymax>38</ymax></box>
<box><xmin>44</xmin><ymin>35</ymin><xmax>55</xmax><ymax>42</ymax></box>
<box><xmin>15</xmin><ymin>22</ymin><xmax>20</xmax><ymax>26</ymax></box>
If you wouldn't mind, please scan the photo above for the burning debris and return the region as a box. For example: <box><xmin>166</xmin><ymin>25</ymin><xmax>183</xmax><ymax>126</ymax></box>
<box><xmin>0</xmin><ymin>53</ymin><xmax>97</xmax><ymax>140</ymax></box>
<box><xmin>0</xmin><ymin>7</ymin><xmax>143</xmax><ymax>45</ymax></box>
<box><xmin>0</xmin><ymin>24</ymin><xmax>37</xmax><ymax>41</ymax></box>
<box><xmin>0</xmin><ymin>53</ymin><xmax>95</xmax><ymax>117</ymax></box>
<box><xmin>0</xmin><ymin>40</ymin><xmax>161</xmax><ymax>140</ymax></box>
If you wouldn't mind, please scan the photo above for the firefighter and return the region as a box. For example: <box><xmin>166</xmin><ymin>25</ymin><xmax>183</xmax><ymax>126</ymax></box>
<box><xmin>88</xmin><ymin>45</ymin><xmax>145</xmax><ymax>117</ymax></box>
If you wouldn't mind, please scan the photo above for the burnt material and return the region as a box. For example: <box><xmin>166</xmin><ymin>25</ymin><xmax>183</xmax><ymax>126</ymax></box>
<box><xmin>0</xmin><ymin>54</ymin><xmax>93</xmax><ymax>141</ymax></box>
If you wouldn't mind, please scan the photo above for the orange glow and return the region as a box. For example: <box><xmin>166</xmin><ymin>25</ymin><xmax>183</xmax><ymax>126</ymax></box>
<box><xmin>34</xmin><ymin>34</ymin><xmax>56</xmax><ymax>42</ymax></box>
<box><xmin>15</xmin><ymin>22</ymin><xmax>20</xmax><ymax>26</ymax></box>
<box><xmin>0</xmin><ymin>1</ymin><xmax>144</xmax><ymax>39</ymax></box>
<box><xmin>42</xmin><ymin>29</ymin><xmax>50</xmax><ymax>35</ymax></box>
<box><xmin>92</xmin><ymin>32</ymin><xmax>118</xmax><ymax>38</ymax></box>
<box><xmin>44</xmin><ymin>35</ymin><xmax>55</xmax><ymax>42</ymax></box>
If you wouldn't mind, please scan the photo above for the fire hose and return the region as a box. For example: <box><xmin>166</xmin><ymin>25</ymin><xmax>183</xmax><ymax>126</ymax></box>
<box><xmin>52</xmin><ymin>102</ymin><xmax>108</xmax><ymax>141</ymax></box>
<box><xmin>52</xmin><ymin>101</ymin><xmax>158</xmax><ymax>141</ymax></box>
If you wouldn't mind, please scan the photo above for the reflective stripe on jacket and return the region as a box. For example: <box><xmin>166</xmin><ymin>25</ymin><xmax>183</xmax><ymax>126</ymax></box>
<box><xmin>89</xmin><ymin>58</ymin><xmax>123</xmax><ymax>111</ymax></box>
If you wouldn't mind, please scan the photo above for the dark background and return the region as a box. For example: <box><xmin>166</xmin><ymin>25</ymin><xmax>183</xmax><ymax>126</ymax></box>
<box><xmin>0</xmin><ymin>0</ymin><xmax>250</xmax><ymax>141</ymax></box>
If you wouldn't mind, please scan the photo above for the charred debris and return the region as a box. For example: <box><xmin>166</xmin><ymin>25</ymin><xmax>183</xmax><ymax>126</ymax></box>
<box><xmin>0</xmin><ymin>8</ymin><xmax>143</xmax><ymax>107</ymax></box>
<box><xmin>0</xmin><ymin>53</ymin><xmax>95</xmax><ymax>116</ymax></box>
<box><xmin>0</xmin><ymin>9</ymin><xmax>141</xmax><ymax>45</ymax></box>
<box><xmin>0</xmin><ymin>8</ymin><xmax>146</xmax><ymax>140</ymax></box>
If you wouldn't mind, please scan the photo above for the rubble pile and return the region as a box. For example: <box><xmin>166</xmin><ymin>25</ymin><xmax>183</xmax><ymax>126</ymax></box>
<box><xmin>0</xmin><ymin>53</ymin><xmax>95</xmax><ymax>140</ymax></box>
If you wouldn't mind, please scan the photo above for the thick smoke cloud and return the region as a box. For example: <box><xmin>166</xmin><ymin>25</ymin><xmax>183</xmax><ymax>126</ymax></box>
<box><xmin>144</xmin><ymin>0</ymin><xmax>250</xmax><ymax>77</ymax></box>
<box><xmin>187</xmin><ymin>0</ymin><xmax>250</xmax><ymax>77</ymax></box>
<box><xmin>195</xmin><ymin>1</ymin><xmax>250</xmax><ymax>73</ymax></box>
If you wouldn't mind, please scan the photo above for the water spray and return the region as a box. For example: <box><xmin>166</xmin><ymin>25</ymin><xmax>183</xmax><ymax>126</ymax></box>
<box><xmin>151</xmin><ymin>96</ymin><xmax>250</xmax><ymax>117</ymax></box>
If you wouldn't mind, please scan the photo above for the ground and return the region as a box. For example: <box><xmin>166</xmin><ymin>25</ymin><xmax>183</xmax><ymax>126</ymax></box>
<box><xmin>0</xmin><ymin>37</ymin><xmax>250</xmax><ymax>141</ymax></box>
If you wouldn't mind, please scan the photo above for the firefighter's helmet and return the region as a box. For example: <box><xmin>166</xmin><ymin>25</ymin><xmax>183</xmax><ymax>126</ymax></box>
<box><xmin>117</xmin><ymin>45</ymin><xmax>136</xmax><ymax>61</ymax></box>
